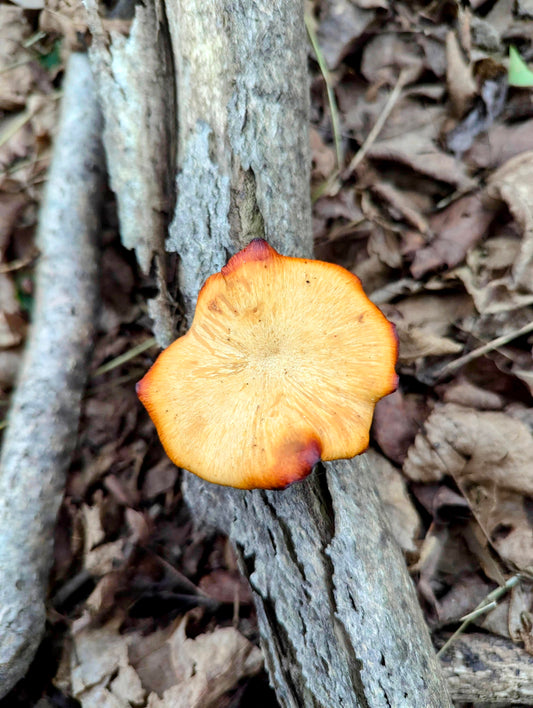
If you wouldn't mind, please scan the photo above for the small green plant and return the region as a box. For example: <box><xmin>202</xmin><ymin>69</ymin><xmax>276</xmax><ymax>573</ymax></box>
<box><xmin>508</xmin><ymin>45</ymin><xmax>533</xmax><ymax>88</ymax></box>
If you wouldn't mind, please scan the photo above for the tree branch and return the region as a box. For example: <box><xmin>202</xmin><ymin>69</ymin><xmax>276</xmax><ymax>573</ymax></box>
<box><xmin>0</xmin><ymin>53</ymin><xmax>104</xmax><ymax>699</ymax></box>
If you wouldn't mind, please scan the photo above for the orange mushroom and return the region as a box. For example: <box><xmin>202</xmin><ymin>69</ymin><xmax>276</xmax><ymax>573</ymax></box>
<box><xmin>137</xmin><ymin>239</ymin><xmax>398</xmax><ymax>490</ymax></box>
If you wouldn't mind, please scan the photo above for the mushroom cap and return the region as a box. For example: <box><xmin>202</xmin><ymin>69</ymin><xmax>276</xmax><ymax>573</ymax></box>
<box><xmin>137</xmin><ymin>239</ymin><xmax>398</xmax><ymax>490</ymax></box>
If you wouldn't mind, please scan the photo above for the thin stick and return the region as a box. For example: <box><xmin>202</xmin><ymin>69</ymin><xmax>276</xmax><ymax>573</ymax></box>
<box><xmin>436</xmin><ymin>320</ymin><xmax>533</xmax><ymax>380</ymax></box>
<box><xmin>345</xmin><ymin>69</ymin><xmax>408</xmax><ymax>176</ymax></box>
<box><xmin>304</xmin><ymin>13</ymin><xmax>344</xmax><ymax>169</ymax></box>
<box><xmin>93</xmin><ymin>337</ymin><xmax>157</xmax><ymax>376</ymax></box>
<box><xmin>437</xmin><ymin>574</ymin><xmax>521</xmax><ymax>658</ymax></box>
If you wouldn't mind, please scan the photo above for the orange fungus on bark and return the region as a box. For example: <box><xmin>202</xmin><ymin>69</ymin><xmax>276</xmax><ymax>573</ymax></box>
<box><xmin>137</xmin><ymin>239</ymin><xmax>398</xmax><ymax>489</ymax></box>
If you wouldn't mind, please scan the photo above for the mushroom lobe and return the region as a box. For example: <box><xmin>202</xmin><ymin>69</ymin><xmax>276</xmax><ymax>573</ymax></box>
<box><xmin>137</xmin><ymin>239</ymin><xmax>398</xmax><ymax>490</ymax></box>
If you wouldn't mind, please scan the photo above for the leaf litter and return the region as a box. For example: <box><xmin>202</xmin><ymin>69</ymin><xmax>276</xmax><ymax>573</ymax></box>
<box><xmin>1</xmin><ymin>0</ymin><xmax>533</xmax><ymax>705</ymax></box>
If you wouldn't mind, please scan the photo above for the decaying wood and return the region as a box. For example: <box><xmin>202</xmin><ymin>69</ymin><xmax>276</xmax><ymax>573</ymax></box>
<box><xmin>86</xmin><ymin>1</ymin><xmax>452</xmax><ymax>705</ymax></box>
<box><xmin>85</xmin><ymin>0</ymin><xmax>177</xmax><ymax>347</ymax></box>
<box><xmin>0</xmin><ymin>53</ymin><xmax>103</xmax><ymax>699</ymax></box>
<box><xmin>441</xmin><ymin>633</ymin><xmax>533</xmax><ymax>704</ymax></box>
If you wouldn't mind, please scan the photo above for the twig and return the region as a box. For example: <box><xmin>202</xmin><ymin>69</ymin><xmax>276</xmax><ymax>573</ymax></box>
<box><xmin>0</xmin><ymin>93</ymin><xmax>62</xmax><ymax>150</ymax></box>
<box><xmin>304</xmin><ymin>13</ymin><xmax>344</xmax><ymax>169</ymax></box>
<box><xmin>93</xmin><ymin>337</ymin><xmax>158</xmax><ymax>377</ymax></box>
<box><xmin>0</xmin><ymin>53</ymin><xmax>104</xmax><ymax>699</ymax></box>
<box><xmin>344</xmin><ymin>70</ymin><xmax>408</xmax><ymax>176</ymax></box>
<box><xmin>437</xmin><ymin>574</ymin><xmax>521</xmax><ymax>658</ymax></box>
<box><xmin>435</xmin><ymin>320</ymin><xmax>533</xmax><ymax>380</ymax></box>
<box><xmin>0</xmin><ymin>250</ymin><xmax>39</xmax><ymax>274</ymax></box>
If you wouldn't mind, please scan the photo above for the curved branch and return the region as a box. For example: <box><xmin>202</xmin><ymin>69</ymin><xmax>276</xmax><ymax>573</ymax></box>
<box><xmin>0</xmin><ymin>53</ymin><xmax>104</xmax><ymax>698</ymax></box>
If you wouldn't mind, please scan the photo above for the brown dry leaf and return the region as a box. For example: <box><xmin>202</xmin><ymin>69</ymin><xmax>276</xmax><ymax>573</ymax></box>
<box><xmin>27</xmin><ymin>93</ymin><xmax>60</xmax><ymax>142</ymax></box>
<box><xmin>410</xmin><ymin>192</ymin><xmax>499</xmax><ymax>279</ymax></box>
<box><xmin>198</xmin><ymin>569</ymin><xmax>253</xmax><ymax>605</ymax></box>
<box><xmin>454</xmin><ymin>227</ymin><xmax>533</xmax><ymax>315</ymax></box>
<box><xmin>40</xmin><ymin>0</ymin><xmax>91</xmax><ymax>51</ymax></box>
<box><xmin>366</xmin><ymin>448</ymin><xmax>420</xmax><ymax>553</ymax></box>
<box><xmin>367</xmin><ymin>107</ymin><xmax>475</xmax><ymax>189</ymax></box>
<box><xmin>414</xmin><ymin>522</ymin><xmax>483</xmax><ymax>625</ymax></box>
<box><xmin>440</xmin><ymin>379</ymin><xmax>505</xmax><ymax>410</ymax></box>
<box><xmin>84</xmin><ymin>539</ymin><xmax>127</xmax><ymax>577</ymax></box>
<box><xmin>317</xmin><ymin>0</ymin><xmax>375</xmax><ymax>69</ymax></box>
<box><xmin>367</xmin><ymin>225</ymin><xmax>402</xmax><ymax>269</ymax></box>
<box><xmin>310</xmin><ymin>127</ymin><xmax>336</xmax><ymax>179</ymax></box>
<box><xmin>0</xmin><ymin>7</ymin><xmax>37</xmax><ymax>110</ymax></box>
<box><xmin>142</xmin><ymin>458</ymin><xmax>178</xmax><ymax>499</ymax></box>
<box><xmin>404</xmin><ymin>403</ymin><xmax>533</xmax><ymax>569</ymax></box>
<box><xmin>0</xmin><ymin>273</ymin><xmax>26</xmax><ymax>349</ymax></box>
<box><xmin>143</xmin><ymin>620</ymin><xmax>263</xmax><ymax>708</ymax></box>
<box><xmin>361</xmin><ymin>34</ymin><xmax>423</xmax><ymax>86</ymax></box>
<box><xmin>404</xmin><ymin>403</ymin><xmax>533</xmax><ymax>489</ymax></box>
<box><xmin>509</xmin><ymin>581</ymin><xmax>533</xmax><ymax>653</ymax></box>
<box><xmin>488</xmin><ymin>150</ymin><xmax>533</xmax><ymax>291</ymax></box>
<box><xmin>391</xmin><ymin>318</ymin><xmax>463</xmax><ymax>362</ymax></box>
<box><xmin>466</xmin><ymin>118</ymin><xmax>533</xmax><ymax>171</ymax></box>
<box><xmin>70</xmin><ymin>621</ymin><xmax>145</xmax><ymax>707</ymax></box>
<box><xmin>437</xmin><ymin>571</ymin><xmax>495</xmax><ymax>627</ymax></box>
<box><xmin>384</xmin><ymin>293</ymin><xmax>473</xmax><ymax>363</ymax></box>
<box><xmin>446</xmin><ymin>74</ymin><xmax>508</xmax><ymax>155</ymax></box>
<box><xmin>370</xmin><ymin>181</ymin><xmax>429</xmax><ymax>233</ymax></box>
<box><xmin>0</xmin><ymin>193</ymin><xmax>28</xmax><ymax>251</ymax></box>
<box><xmin>445</xmin><ymin>31</ymin><xmax>476</xmax><ymax>117</ymax></box>
<box><xmin>372</xmin><ymin>389</ymin><xmax>429</xmax><ymax>464</ymax></box>
<box><xmin>0</xmin><ymin>346</ymin><xmax>22</xmax><ymax>388</ymax></box>
<box><xmin>81</xmin><ymin>503</ymin><xmax>105</xmax><ymax>553</ymax></box>
<box><xmin>0</xmin><ymin>115</ymin><xmax>35</xmax><ymax>174</ymax></box>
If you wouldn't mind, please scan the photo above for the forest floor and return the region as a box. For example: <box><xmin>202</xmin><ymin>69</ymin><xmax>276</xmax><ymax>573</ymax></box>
<box><xmin>1</xmin><ymin>0</ymin><xmax>533</xmax><ymax>706</ymax></box>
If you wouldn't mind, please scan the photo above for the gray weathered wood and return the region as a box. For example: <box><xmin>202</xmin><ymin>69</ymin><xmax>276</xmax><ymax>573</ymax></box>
<box><xmin>0</xmin><ymin>53</ymin><xmax>103</xmax><ymax>698</ymax></box>
<box><xmin>165</xmin><ymin>2</ymin><xmax>451</xmax><ymax>706</ymax></box>
<box><xmin>86</xmin><ymin>1</ymin><xmax>452</xmax><ymax>705</ymax></box>
<box><xmin>440</xmin><ymin>633</ymin><xmax>533</xmax><ymax>704</ymax></box>
<box><xmin>85</xmin><ymin>0</ymin><xmax>177</xmax><ymax>346</ymax></box>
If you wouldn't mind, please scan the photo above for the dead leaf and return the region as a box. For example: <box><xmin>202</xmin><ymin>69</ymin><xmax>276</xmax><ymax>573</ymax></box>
<box><xmin>372</xmin><ymin>389</ymin><xmax>429</xmax><ymax>464</ymax></box>
<box><xmin>466</xmin><ymin>118</ymin><xmax>533</xmax><ymax>171</ymax></box>
<box><xmin>141</xmin><ymin>620</ymin><xmax>263</xmax><ymax>708</ymax></box>
<box><xmin>366</xmin><ymin>448</ymin><xmax>420</xmax><ymax>553</ymax></box>
<box><xmin>440</xmin><ymin>379</ymin><xmax>505</xmax><ymax>410</ymax></box>
<box><xmin>40</xmin><ymin>0</ymin><xmax>91</xmax><ymax>51</ymax></box>
<box><xmin>70</xmin><ymin>621</ymin><xmax>145</xmax><ymax>707</ymax></box>
<box><xmin>509</xmin><ymin>581</ymin><xmax>533</xmax><ymax>653</ymax></box>
<box><xmin>310</xmin><ymin>127</ymin><xmax>336</xmax><ymax>179</ymax></box>
<box><xmin>446</xmin><ymin>75</ymin><xmax>508</xmax><ymax>155</ymax></box>
<box><xmin>0</xmin><ymin>7</ymin><xmax>37</xmax><ymax>111</ymax></box>
<box><xmin>0</xmin><ymin>346</ymin><xmax>22</xmax><ymax>388</ymax></box>
<box><xmin>410</xmin><ymin>192</ymin><xmax>499</xmax><ymax>279</ymax></box>
<box><xmin>198</xmin><ymin>569</ymin><xmax>253</xmax><ymax>605</ymax></box>
<box><xmin>404</xmin><ymin>403</ymin><xmax>533</xmax><ymax>569</ymax></box>
<box><xmin>383</xmin><ymin>293</ymin><xmax>473</xmax><ymax>363</ymax></box>
<box><xmin>362</xmin><ymin>34</ymin><xmax>423</xmax><ymax>86</ymax></box>
<box><xmin>368</xmin><ymin>110</ymin><xmax>475</xmax><ymax>189</ymax></box>
<box><xmin>0</xmin><ymin>193</ymin><xmax>28</xmax><ymax>252</ymax></box>
<box><xmin>488</xmin><ymin>150</ymin><xmax>533</xmax><ymax>290</ymax></box>
<box><xmin>414</xmin><ymin>522</ymin><xmax>484</xmax><ymax>625</ymax></box>
<box><xmin>317</xmin><ymin>0</ymin><xmax>375</xmax><ymax>69</ymax></box>
<box><xmin>404</xmin><ymin>403</ymin><xmax>533</xmax><ymax>488</ymax></box>
<box><xmin>370</xmin><ymin>181</ymin><xmax>429</xmax><ymax>233</ymax></box>
<box><xmin>446</xmin><ymin>31</ymin><xmax>476</xmax><ymax>117</ymax></box>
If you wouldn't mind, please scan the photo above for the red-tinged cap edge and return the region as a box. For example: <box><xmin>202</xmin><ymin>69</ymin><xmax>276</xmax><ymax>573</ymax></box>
<box><xmin>221</xmin><ymin>239</ymin><xmax>278</xmax><ymax>277</ymax></box>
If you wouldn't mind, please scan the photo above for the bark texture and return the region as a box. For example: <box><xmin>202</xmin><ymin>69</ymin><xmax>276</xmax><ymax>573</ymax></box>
<box><xmin>0</xmin><ymin>53</ymin><xmax>103</xmax><ymax>698</ymax></box>
<box><xmin>85</xmin><ymin>1</ymin><xmax>452</xmax><ymax>705</ymax></box>
<box><xmin>441</xmin><ymin>633</ymin><xmax>533</xmax><ymax>704</ymax></box>
<box><xmin>165</xmin><ymin>3</ymin><xmax>451</xmax><ymax>706</ymax></box>
<box><xmin>85</xmin><ymin>0</ymin><xmax>177</xmax><ymax>346</ymax></box>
